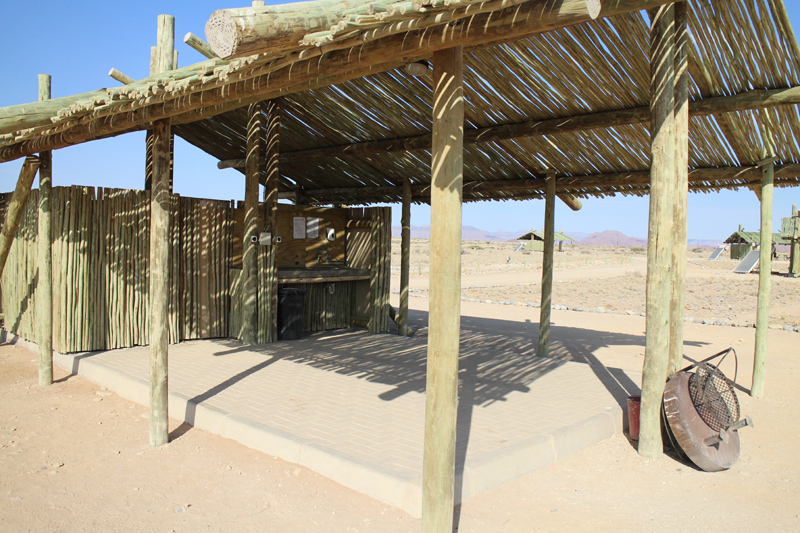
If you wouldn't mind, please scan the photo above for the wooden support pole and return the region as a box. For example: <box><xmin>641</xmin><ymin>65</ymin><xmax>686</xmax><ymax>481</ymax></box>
<box><xmin>184</xmin><ymin>32</ymin><xmax>219</xmax><ymax>59</ymax></box>
<box><xmin>668</xmin><ymin>1</ymin><xmax>689</xmax><ymax>375</ymax></box>
<box><xmin>264</xmin><ymin>99</ymin><xmax>280</xmax><ymax>343</ymax></box>
<box><xmin>422</xmin><ymin>46</ymin><xmax>463</xmax><ymax>533</ymax></box>
<box><xmin>752</xmin><ymin>158</ymin><xmax>774</xmax><ymax>398</ymax></box>
<box><xmin>145</xmin><ymin>15</ymin><xmax>175</xmax><ymax>192</ymax></box>
<box><xmin>149</xmin><ymin>118</ymin><xmax>171</xmax><ymax>447</ymax></box>
<box><xmin>37</xmin><ymin>74</ymin><xmax>54</xmax><ymax>387</ymax></box>
<box><xmin>0</xmin><ymin>155</ymin><xmax>40</xmax><ymax>277</ymax></box>
<box><xmin>639</xmin><ymin>4</ymin><xmax>676</xmax><ymax>459</ymax></box>
<box><xmin>791</xmin><ymin>204</ymin><xmax>799</xmax><ymax>276</ymax></box>
<box><xmin>538</xmin><ymin>172</ymin><xmax>556</xmax><ymax>358</ymax></box>
<box><xmin>399</xmin><ymin>179</ymin><xmax>412</xmax><ymax>338</ymax></box>
<box><xmin>241</xmin><ymin>102</ymin><xmax>264</xmax><ymax>344</ymax></box>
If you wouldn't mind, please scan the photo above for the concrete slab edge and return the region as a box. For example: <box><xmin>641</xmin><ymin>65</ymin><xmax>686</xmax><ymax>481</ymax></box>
<box><xmin>4</xmin><ymin>329</ymin><xmax>625</xmax><ymax>518</ymax></box>
<box><xmin>29</xmin><ymin>336</ymin><xmax>424</xmax><ymax>517</ymax></box>
<box><xmin>460</xmin><ymin>405</ymin><xmax>624</xmax><ymax>504</ymax></box>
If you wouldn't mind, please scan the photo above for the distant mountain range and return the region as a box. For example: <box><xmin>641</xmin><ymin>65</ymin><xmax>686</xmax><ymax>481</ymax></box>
<box><xmin>391</xmin><ymin>225</ymin><xmax>721</xmax><ymax>248</ymax></box>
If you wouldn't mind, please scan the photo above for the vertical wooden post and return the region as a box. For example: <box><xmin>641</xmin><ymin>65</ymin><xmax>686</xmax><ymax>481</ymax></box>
<box><xmin>264</xmin><ymin>99</ymin><xmax>280</xmax><ymax>343</ymax></box>
<box><xmin>38</xmin><ymin>74</ymin><xmax>54</xmax><ymax>387</ymax></box>
<box><xmin>790</xmin><ymin>204</ymin><xmax>799</xmax><ymax>277</ymax></box>
<box><xmin>639</xmin><ymin>4</ymin><xmax>676</xmax><ymax>459</ymax></box>
<box><xmin>399</xmin><ymin>179</ymin><xmax>411</xmax><ymax>337</ymax></box>
<box><xmin>148</xmin><ymin>15</ymin><xmax>174</xmax><ymax>447</ymax></box>
<box><xmin>538</xmin><ymin>171</ymin><xmax>556</xmax><ymax>358</ymax></box>
<box><xmin>149</xmin><ymin>118</ymin><xmax>171</xmax><ymax>447</ymax></box>
<box><xmin>422</xmin><ymin>46</ymin><xmax>463</xmax><ymax>533</ymax></box>
<box><xmin>0</xmin><ymin>156</ymin><xmax>40</xmax><ymax>277</ymax></box>
<box><xmin>669</xmin><ymin>1</ymin><xmax>689</xmax><ymax>375</ymax></box>
<box><xmin>145</xmin><ymin>15</ymin><xmax>175</xmax><ymax>192</ymax></box>
<box><xmin>752</xmin><ymin>158</ymin><xmax>774</xmax><ymax>398</ymax></box>
<box><xmin>242</xmin><ymin>102</ymin><xmax>264</xmax><ymax>344</ymax></box>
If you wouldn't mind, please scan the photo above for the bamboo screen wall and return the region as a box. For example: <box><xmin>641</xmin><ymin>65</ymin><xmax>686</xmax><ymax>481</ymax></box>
<box><xmin>1</xmin><ymin>187</ymin><xmax>233</xmax><ymax>353</ymax></box>
<box><xmin>1</xmin><ymin>189</ymin><xmax>392</xmax><ymax>352</ymax></box>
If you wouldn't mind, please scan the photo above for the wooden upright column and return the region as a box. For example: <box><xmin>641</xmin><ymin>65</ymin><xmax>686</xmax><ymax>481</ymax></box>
<box><xmin>242</xmin><ymin>102</ymin><xmax>264</xmax><ymax>344</ymax></box>
<box><xmin>399</xmin><ymin>179</ymin><xmax>412</xmax><ymax>337</ymax></box>
<box><xmin>669</xmin><ymin>1</ymin><xmax>689</xmax><ymax>374</ymax></box>
<box><xmin>145</xmin><ymin>15</ymin><xmax>175</xmax><ymax>192</ymax></box>
<box><xmin>149</xmin><ymin>118</ymin><xmax>171</xmax><ymax>447</ymax></box>
<box><xmin>640</xmin><ymin>4</ymin><xmax>676</xmax><ymax>459</ymax></box>
<box><xmin>37</xmin><ymin>74</ymin><xmax>54</xmax><ymax>387</ymax></box>
<box><xmin>790</xmin><ymin>205</ymin><xmax>799</xmax><ymax>277</ymax></box>
<box><xmin>538</xmin><ymin>172</ymin><xmax>556</xmax><ymax>358</ymax></box>
<box><xmin>148</xmin><ymin>16</ymin><xmax>174</xmax><ymax>447</ymax></box>
<box><xmin>751</xmin><ymin>158</ymin><xmax>774</xmax><ymax>398</ymax></box>
<box><xmin>263</xmin><ymin>99</ymin><xmax>280</xmax><ymax>343</ymax></box>
<box><xmin>422</xmin><ymin>46</ymin><xmax>463</xmax><ymax>533</ymax></box>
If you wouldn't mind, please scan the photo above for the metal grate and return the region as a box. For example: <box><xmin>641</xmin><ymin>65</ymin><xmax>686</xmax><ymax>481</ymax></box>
<box><xmin>688</xmin><ymin>363</ymin><xmax>740</xmax><ymax>432</ymax></box>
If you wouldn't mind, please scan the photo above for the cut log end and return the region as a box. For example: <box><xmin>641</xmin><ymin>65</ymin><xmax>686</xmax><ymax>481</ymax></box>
<box><xmin>205</xmin><ymin>10</ymin><xmax>239</xmax><ymax>59</ymax></box>
<box><xmin>586</xmin><ymin>0</ymin><xmax>601</xmax><ymax>20</ymax></box>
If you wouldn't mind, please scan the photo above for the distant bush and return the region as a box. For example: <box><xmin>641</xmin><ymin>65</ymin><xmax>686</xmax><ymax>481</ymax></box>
<box><xmin>631</xmin><ymin>247</ymin><xmax>645</xmax><ymax>253</ymax></box>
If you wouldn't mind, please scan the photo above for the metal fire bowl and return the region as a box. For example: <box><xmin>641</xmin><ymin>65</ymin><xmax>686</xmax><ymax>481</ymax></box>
<box><xmin>664</xmin><ymin>372</ymin><xmax>740</xmax><ymax>472</ymax></box>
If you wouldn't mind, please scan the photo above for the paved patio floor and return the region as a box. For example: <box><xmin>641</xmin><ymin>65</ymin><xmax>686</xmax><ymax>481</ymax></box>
<box><xmin>44</xmin><ymin>313</ymin><xmax>641</xmax><ymax>516</ymax></box>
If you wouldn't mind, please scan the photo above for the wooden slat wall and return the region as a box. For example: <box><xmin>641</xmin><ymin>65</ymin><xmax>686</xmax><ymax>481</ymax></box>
<box><xmin>1</xmin><ymin>187</ymin><xmax>232</xmax><ymax>352</ymax></box>
<box><xmin>368</xmin><ymin>206</ymin><xmax>391</xmax><ymax>333</ymax></box>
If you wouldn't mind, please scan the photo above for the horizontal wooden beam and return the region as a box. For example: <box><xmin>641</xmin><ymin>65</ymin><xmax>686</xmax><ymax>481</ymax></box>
<box><xmin>279</xmin><ymin>86</ymin><xmax>800</xmax><ymax>163</ymax></box>
<box><xmin>294</xmin><ymin>164</ymin><xmax>800</xmax><ymax>203</ymax></box>
<box><xmin>0</xmin><ymin>0</ymin><xmax>671</xmax><ymax>162</ymax></box>
<box><xmin>217</xmin><ymin>158</ymin><xmax>244</xmax><ymax>170</ymax></box>
<box><xmin>558</xmin><ymin>194</ymin><xmax>583</xmax><ymax>211</ymax></box>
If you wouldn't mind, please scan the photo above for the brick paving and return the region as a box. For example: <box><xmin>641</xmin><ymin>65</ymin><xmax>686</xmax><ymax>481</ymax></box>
<box><xmin>48</xmin><ymin>322</ymin><xmax>641</xmax><ymax>515</ymax></box>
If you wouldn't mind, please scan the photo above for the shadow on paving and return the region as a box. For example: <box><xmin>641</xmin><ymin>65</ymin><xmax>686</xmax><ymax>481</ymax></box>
<box><xmin>207</xmin><ymin>307</ymin><xmax>651</xmax><ymax>467</ymax></box>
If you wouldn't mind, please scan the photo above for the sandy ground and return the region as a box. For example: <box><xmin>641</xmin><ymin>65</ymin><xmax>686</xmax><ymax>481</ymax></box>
<box><xmin>2</xmin><ymin>241</ymin><xmax>799</xmax><ymax>532</ymax></box>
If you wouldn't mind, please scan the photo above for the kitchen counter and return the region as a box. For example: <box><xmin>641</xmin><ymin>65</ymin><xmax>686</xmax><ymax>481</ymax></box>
<box><xmin>277</xmin><ymin>267</ymin><xmax>370</xmax><ymax>284</ymax></box>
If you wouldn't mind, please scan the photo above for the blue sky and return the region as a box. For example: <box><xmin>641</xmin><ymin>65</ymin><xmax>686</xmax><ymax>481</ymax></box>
<box><xmin>1</xmin><ymin>0</ymin><xmax>798</xmax><ymax>240</ymax></box>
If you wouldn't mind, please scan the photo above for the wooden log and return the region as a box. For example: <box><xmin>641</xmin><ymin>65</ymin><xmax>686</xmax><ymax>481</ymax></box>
<box><xmin>0</xmin><ymin>89</ymin><xmax>108</xmax><ymax>136</ymax></box>
<box><xmin>639</xmin><ymin>4</ymin><xmax>676</xmax><ymax>460</ymax></box>
<box><xmin>108</xmin><ymin>68</ymin><xmax>135</xmax><ymax>85</ymax></box>
<box><xmin>241</xmin><ymin>102</ymin><xmax>263</xmax><ymax>344</ymax></box>
<box><xmin>37</xmin><ymin>74</ymin><xmax>54</xmax><ymax>386</ymax></box>
<box><xmin>0</xmin><ymin>0</ymin><xmax>674</xmax><ymax>161</ymax></box>
<box><xmin>538</xmin><ymin>172</ymin><xmax>556</xmax><ymax>358</ymax></box>
<box><xmin>0</xmin><ymin>156</ymin><xmax>40</xmax><ymax>278</ymax></box>
<box><xmin>422</xmin><ymin>45</ymin><xmax>463</xmax><ymax>533</ymax></box>
<box><xmin>557</xmin><ymin>194</ymin><xmax>582</xmax><ymax>211</ymax></box>
<box><xmin>399</xmin><ymin>179</ymin><xmax>411</xmax><ymax>337</ymax></box>
<box><xmin>668</xmin><ymin>1</ymin><xmax>689</xmax><ymax>375</ymax></box>
<box><xmin>145</xmin><ymin>15</ymin><xmax>175</xmax><ymax>192</ymax></box>
<box><xmin>264</xmin><ymin>99</ymin><xmax>280</xmax><ymax>343</ymax></box>
<box><xmin>277</xmin><ymin>86</ymin><xmax>800</xmax><ymax>164</ymax></box>
<box><xmin>217</xmin><ymin>159</ymin><xmax>246</xmax><ymax>170</ymax></box>
<box><xmin>790</xmin><ymin>205</ymin><xmax>799</xmax><ymax>276</ymax></box>
<box><xmin>149</xmin><ymin>119</ymin><xmax>171</xmax><ymax>447</ymax></box>
<box><xmin>205</xmin><ymin>0</ymin><xmax>399</xmax><ymax>58</ymax></box>
<box><xmin>751</xmin><ymin>159</ymin><xmax>774</xmax><ymax>399</ymax></box>
<box><xmin>184</xmin><ymin>32</ymin><xmax>219</xmax><ymax>59</ymax></box>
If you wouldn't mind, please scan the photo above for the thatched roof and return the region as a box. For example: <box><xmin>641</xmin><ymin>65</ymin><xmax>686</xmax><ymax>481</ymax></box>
<box><xmin>2</xmin><ymin>0</ymin><xmax>800</xmax><ymax>205</ymax></box>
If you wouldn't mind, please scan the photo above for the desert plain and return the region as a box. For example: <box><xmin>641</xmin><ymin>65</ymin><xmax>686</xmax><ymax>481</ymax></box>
<box><xmin>1</xmin><ymin>240</ymin><xmax>798</xmax><ymax>532</ymax></box>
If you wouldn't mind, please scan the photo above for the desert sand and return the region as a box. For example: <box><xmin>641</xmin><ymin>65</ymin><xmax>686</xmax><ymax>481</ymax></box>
<box><xmin>1</xmin><ymin>241</ymin><xmax>798</xmax><ymax>532</ymax></box>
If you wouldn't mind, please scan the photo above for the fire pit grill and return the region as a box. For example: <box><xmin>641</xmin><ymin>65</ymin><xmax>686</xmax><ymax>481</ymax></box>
<box><xmin>688</xmin><ymin>363</ymin><xmax>740</xmax><ymax>432</ymax></box>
